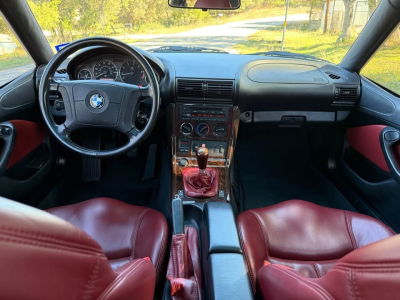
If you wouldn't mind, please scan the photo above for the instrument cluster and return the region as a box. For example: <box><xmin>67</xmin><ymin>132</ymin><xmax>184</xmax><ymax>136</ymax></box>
<box><xmin>74</xmin><ymin>54</ymin><xmax>160</xmax><ymax>86</ymax></box>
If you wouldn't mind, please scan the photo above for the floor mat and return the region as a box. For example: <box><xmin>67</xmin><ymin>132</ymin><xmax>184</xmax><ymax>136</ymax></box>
<box><xmin>39</xmin><ymin>150</ymin><xmax>160</xmax><ymax>210</ymax></box>
<box><xmin>235</xmin><ymin>130</ymin><xmax>356</xmax><ymax>212</ymax></box>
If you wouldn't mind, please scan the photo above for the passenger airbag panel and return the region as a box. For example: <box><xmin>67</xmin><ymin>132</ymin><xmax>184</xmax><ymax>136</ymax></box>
<box><xmin>247</xmin><ymin>63</ymin><xmax>328</xmax><ymax>84</ymax></box>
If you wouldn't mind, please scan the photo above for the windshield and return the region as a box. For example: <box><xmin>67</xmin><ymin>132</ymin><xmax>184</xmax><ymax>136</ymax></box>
<box><xmin>26</xmin><ymin>0</ymin><xmax>381</xmax><ymax>64</ymax></box>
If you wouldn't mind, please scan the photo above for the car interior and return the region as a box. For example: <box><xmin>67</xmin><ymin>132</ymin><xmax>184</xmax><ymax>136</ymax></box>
<box><xmin>0</xmin><ymin>0</ymin><xmax>400</xmax><ymax>299</ymax></box>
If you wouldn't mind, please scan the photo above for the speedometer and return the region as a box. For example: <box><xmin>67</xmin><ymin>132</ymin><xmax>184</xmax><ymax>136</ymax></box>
<box><xmin>93</xmin><ymin>60</ymin><xmax>118</xmax><ymax>80</ymax></box>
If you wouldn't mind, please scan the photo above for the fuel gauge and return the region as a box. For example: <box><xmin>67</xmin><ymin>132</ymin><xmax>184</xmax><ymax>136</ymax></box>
<box><xmin>77</xmin><ymin>69</ymin><xmax>92</xmax><ymax>80</ymax></box>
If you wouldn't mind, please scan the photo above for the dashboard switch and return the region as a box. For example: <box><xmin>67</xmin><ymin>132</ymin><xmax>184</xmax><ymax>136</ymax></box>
<box><xmin>0</xmin><ymin>126</ymin><xmax>12</xmax><ymax>136</ymax></box>
<box><xmin>54</xmin><ymin>100</ymin><xmax>65</xmax><ymax>111</ymax></box>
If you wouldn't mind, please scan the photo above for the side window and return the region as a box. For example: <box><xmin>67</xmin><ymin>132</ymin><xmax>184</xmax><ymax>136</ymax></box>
<box><xmin>0</xmin><ymin>15</ymin><xmax>34</xmax><ymax>86</ymax></box>
<box><xmin>361</xmin><ymin>25</ymin><xmax>400</xmax><ymax>95</ymax></box>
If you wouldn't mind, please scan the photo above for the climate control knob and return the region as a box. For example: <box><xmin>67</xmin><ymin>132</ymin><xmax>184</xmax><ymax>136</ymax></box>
<box><xmin>180</xmin><ymin>123</ymin><xmax>193</xmax><ymax>135</ymax></box>
<box><xmin>196</xmin><ymin>123</ymin><xmax>210</xmax><ymax>137</ymax></box>
<box><xmin>213</xmin><ymin>124</ymin><xmax>227</xmax><ymax>137</ymax></box>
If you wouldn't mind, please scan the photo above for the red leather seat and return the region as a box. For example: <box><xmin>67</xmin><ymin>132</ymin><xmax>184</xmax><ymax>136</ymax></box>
<box><xmin>237</xmin><ymin>200</ymin><xmax>397</xmax><ymax>298</ymax></box>
<box><xmin>0</xmin><ymin>196</ymin><xmax>168</xmax><ymax>300</ymax></box>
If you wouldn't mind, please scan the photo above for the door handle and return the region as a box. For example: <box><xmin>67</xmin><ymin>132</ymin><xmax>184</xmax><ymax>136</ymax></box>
<box><xmin>0</xmin><ymin>122</ymin><xmax>16</xmax><ymax>176</ymax></box>
<box><xmin>380</xmin><ymin>127</ymin><xmax>400</xmax><ymax>184</ymax></box>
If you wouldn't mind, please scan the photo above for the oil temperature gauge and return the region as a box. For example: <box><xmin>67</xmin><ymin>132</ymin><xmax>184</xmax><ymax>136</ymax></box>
<box><xmin>77</xmin><ymin>69</ymin><xmax>92</xmax><ymax>80</ymax></box>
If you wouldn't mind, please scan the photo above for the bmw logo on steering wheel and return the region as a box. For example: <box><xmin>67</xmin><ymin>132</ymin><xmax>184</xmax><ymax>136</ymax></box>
<box><xmin>89</xmin><ymin>94</ymin><xmax>105</xmax><ymax>109</ymax></box>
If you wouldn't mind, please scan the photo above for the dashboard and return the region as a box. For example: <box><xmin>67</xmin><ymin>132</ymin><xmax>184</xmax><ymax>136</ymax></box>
<box><xmin>72</xmin><ymin>54</ymin><xmax>161</xmax><ymax>86</ymax></box>
<box><xmin>43</xmin><ymin>45</ymin><xmax>361</xmax><ymax>128</ymax></box>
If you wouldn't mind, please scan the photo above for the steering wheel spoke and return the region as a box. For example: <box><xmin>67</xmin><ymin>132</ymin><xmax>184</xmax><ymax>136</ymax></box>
<box><xmin>38</xmin><ymin>37</ymin><xmax>160</xmax><ymax>158</ymax></box>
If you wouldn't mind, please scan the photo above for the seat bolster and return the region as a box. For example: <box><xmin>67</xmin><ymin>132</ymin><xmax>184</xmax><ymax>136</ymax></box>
<box><xmin>98</xmin><ymin>258</ymin><xmax>156</xmax><ymax>300</ymax></box>
<box><xmin>257</xmin><ymin>236</ymin><xmax>400</xmax><ymax>300</ymax></box>
<box><xmin>257</xmin><ymin>265</ymin><xmax>334</xmax><ymax>300</ymax></box>
<box><xmin>134</xmin><ymin>207</ymin><xmax>169</xmax><ymax>283</ymax></box>
<box><xmin>0</xmin><ymin>197</ymin><xmax>116</xmax><ymax>300</ymax></box>
<box><xmin>349</xmin><ymin>212</ymin><xmax>395</xmax><ymax>248</ymax></box>
<box><xmin>237</xmin><ymin>210</ymin><xmax>269</xmax><ymax>293</ymax></box>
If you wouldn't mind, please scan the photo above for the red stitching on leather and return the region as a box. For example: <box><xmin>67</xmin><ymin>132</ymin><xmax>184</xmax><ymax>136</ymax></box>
<box><xmin>336</xmin><ymin>266</ymin><xmax>400</xmax><ymax>273</ymax></box>
<box><xmin>269</xmin><ymin>265</ymin><xmax>334</xmax><ymax>300</ymax></box>
<box><xmin>336</xmin><ymin>262</ymin><xmax>400</xmax><ymax>268</ymax></box>
<box><xmin>0</xmin><ymin>226</ymin><xmax>101</xmax><ymax>253</ymax></box>
<box><xmin>130</xmin><ymin>208</ymin><xmax>151</xmax><ymax>259</ymax></box>
<box><xmin>248</xmin><ymin>211</ymin><xmax>271</xmax><ymax>258</ymax></box>
<box><xmin>154</xmin><ymin>223</ymin><xmax>168</xmax><ymax>282</ymax></box>
<box><xmin>350</xmin><ymin>269</ymin><xmax>359</xmax><ymax>300</ymax></box>
<box><xmin>345</xmin><ymin>211</ymin><xmax>357</xmax><ymax>250</ymax></box>
<box><xmin>238</xmin><ymin>227</ymin><xmax>256</xmax><ymax>294</ymax></box>
<box><xmin>0</xmin><ymin>234</ymin><xmax>107</xmax><ymax>256</ymax></box>
<box><xmin>313</xmin><ymin>262</ymin><xmax>322</xmax><ymax>278</ymax></box>
<box><xmin>82</xmin><ymin>254</ymin><xmax>102</xmax><ymax>300</ymax></box>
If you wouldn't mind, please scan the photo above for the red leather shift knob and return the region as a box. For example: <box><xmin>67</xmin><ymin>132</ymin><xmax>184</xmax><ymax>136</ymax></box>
<box><xmin>196</xmin><ymin>147</ymin><xmax>209</xmax><ymax>170</ymax></box>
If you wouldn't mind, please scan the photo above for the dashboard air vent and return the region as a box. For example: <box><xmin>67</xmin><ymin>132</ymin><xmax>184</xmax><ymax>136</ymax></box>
<box><xmin>206</xmin><ymin>81</ymin><xmax>234</xmax><ymax>99</ymax></box>
<box><xmin>177</xmin><ymin>80</ymin><xmax>203</xmax><ymax>98</ymax></box>
<box><xmin>176</xmin><ymin>79</ymin><xmax>234</xmax><ymax>102</ymax></box>
<box><xmin>56</xmin><ymin>69</ymin><xmax>67</xmax><ymax>74</ymax></box>
<box><xmin>333</xmin><ymin>87</ymin><xmax>359</xmax><ymax>105</ymax></box>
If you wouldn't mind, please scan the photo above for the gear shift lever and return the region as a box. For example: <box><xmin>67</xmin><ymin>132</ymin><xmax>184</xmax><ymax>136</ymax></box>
<box><xmin>181</xmin><ymin>145</ymin><xmax>219</xmax><ymax>198</ymax></box>
<box><xmin>196</xmin><ymin>146</ymin><xmax>209</xmax><ymax>175</ymax></box>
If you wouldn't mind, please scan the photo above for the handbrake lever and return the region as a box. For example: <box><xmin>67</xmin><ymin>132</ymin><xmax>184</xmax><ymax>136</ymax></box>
<box><xmin>172</xmin><ymin>194</ymin><xmax>184</xmax><ymax>235</ymax></box>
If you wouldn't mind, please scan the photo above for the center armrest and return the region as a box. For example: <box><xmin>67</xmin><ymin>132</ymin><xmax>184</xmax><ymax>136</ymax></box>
<box><xmin>203</xmin><ymin>202</ymin><xmax>242</xmax><ymax>254</ymax></box>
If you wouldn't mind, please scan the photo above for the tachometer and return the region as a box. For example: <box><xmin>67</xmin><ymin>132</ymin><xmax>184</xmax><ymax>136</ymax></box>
<box><xmin>93</xmin><ymin>60</ymin><xmax>118</xmax><ymax>80</ymax></box>
<box><xmin>77</xmin><ymin>69</ymin><xmax>92</xmax><ymax>80</ymax></box>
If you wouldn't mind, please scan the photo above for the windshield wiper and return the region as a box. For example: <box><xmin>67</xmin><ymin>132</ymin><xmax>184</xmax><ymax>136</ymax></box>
<box><xmin>249</xmin><ymin>51</ymin><xmax>331</xmax><ymax>63</ymax></box>
<box><xmin>147</xmin><ymin>46</ymin><xmax>228</xmax><ymax>54</ymax></box>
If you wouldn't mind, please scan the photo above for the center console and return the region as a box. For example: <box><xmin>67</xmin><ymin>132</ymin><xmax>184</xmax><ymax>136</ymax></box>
<box><xmin>168</xmin><ymin>103</ymin><xmax>240</xmax><ymax>202</ymax></box>
<box><xmin>166</xmin><ymin>101</ymin><xmax>252</xmax><ymax>299</ymax></box>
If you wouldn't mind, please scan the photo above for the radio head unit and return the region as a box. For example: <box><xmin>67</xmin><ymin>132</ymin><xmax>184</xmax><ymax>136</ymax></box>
<box><xmin>180</xmin><ymin>106</ymin><xmax>229</xmax><ymax>122</ymax></box>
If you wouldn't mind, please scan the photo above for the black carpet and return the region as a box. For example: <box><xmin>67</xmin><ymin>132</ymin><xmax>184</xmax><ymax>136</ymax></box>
<box><xmin>235</xmin><ymin>129</ymin><xmax>356</xmax><ymax>212</ymax></box>
<box><xmin>39</xmin><ymin>148</ymin><xmax>160</xmax><ymax>210</ymax></box>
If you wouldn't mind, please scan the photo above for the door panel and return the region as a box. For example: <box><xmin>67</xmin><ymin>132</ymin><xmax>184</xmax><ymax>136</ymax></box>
<box><xmin>0</xmin><ymin>70</ymin><xmax>37</xmax><ymax>120</ymax></box>
<box><xmin>0</xmin><ymin>70</ymin><xmax>53</xmax><ymax>202</ymax></box>
<box><xmin>341</xmin><ymin>77</ymin><xmax>400</xmax><ymax>232</ymax></box>
<box><xmin>5</xmin><ymin>120</ymin><xmax>47</xmax><ymax>169</ymax></box>
<box><xmin>346</xmin><ymin>125</ymin><xmax>389</xmax><ymax>173</ymax></box>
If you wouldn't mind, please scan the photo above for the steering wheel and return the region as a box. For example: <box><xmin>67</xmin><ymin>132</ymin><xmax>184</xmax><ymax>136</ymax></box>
<box><xmin>38</xmin><ymin>37</ymin><xmax>160</xmax><ymax>158</ymax></box>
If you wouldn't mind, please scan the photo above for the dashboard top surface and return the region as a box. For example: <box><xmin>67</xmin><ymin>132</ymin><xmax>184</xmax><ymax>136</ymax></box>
<box><xmin>48</xmin><ymin>46</ymin><xmax>361</xmax><ymax>116</ymax></box>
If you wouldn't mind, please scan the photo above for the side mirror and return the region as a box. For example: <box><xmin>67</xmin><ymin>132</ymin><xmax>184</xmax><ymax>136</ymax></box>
<box><xmin>169</xmin><ymin>0</ymin><xmax>240</xmax><ymax>10</ymax></box>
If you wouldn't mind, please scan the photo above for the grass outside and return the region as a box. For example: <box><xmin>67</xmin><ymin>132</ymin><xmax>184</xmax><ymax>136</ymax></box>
<box><xmin>233</xmin><ymin>22</ymin><xmax>357</xmax><ymax>64</ymax></box>
<box><xmin>233</xmin><ymin>23</ymin><xmax>400</xmax><ymax>95</ymax></box>
<box><xmin>0</xmin><ymin>48</ymin><xmax>33</xmax><ymax>71</ymax></box>
<box><xmin>361</xmin><ymin>39</ymin><xmax>400</xmax><ymax>95</ymax></box>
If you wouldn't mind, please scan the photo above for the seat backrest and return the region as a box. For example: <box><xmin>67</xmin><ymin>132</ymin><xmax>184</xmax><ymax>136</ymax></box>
<box><xmin>257</xmin><ymin>235</ymin><xmax>400</xmax><ymax>300</ymax></box>
<box><xmin>0</xmin><ymin>197</ymin><xmax>155</xmax><ymax>300</ymax></box>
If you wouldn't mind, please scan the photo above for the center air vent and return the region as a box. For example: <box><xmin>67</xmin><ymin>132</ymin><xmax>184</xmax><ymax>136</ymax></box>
<box><xmin>333</xmin><ymin>86</ymin><xmax>359</xmax><ymax>105</ymax></box>
<box><xmin>177</xmin><ymin>79</ymin><xmax>234</xmax><ymax>102</ymax></box>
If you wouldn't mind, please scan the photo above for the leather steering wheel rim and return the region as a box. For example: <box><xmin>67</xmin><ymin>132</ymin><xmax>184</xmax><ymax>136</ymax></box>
<box><xmin>38</xmin><ymin>37</ymin><xmax>160</xmax><ymax>158</ymax></box>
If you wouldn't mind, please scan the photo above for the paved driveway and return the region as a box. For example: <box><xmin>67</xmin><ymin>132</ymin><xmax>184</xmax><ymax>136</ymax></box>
<box><xmin>129</xmin><ymin>13</ymin><xmax>309</xmax><ymax>52</ymax></box>
<box><xmin>0</xmin><ymin>13</ymin><xmax>308</xmax><ymax>86</ymax></box>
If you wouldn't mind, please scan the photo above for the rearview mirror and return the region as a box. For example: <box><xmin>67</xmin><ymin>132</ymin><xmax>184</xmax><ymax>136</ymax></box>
<box><xmin>169</xmin><ymin>0</ymin><xmax>240</xmax><ymax>10</ymax></box>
